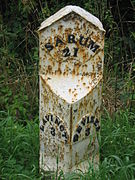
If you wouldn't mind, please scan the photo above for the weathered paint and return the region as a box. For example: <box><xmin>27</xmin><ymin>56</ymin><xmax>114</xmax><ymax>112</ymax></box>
<box><xmin>38</xmin><ymin>5</ymin><xmax>105</xmax><ymax>172</ymax></box>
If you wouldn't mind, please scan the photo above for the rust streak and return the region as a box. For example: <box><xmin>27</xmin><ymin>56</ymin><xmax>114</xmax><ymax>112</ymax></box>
<box><xmin>69</xmin><ymin>105</ymin><xmax>73</xmax><ymax>169</ymax></box>
<box><xmin>70</xmin><ymin>105</ymin><xmax>73</xmax><ymax>143</ymax></box>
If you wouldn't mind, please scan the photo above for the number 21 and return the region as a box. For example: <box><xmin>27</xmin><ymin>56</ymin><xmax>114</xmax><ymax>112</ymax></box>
<box><xmin>63</xmin><ymin>47</ymin><xmax>78</xmax><ymax>57</ymax></box>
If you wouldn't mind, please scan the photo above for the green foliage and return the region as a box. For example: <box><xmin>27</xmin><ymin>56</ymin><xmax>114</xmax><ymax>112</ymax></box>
<box><xmin>0</xmin><ymin>0</ymin><xmax>135</xmax><ymax>179</ymax></box>
<box><xmin>100</xmin><ymin>110</ymin><xmax>135</xmax><ymax>179</ymax></box>
<box><xmin>0</xmin><ymin>0</ymin><xmax>135</xmax><ymax>115</ymax></box>
<box><xmin>0</xmin><ymin>110</ymin><xmax>135</xmax><ymax>179</ymax></box>
<box><xmin>0</xmin><ymin>111</ymin><xmax>40</xmax><ymax>179</ymax></box>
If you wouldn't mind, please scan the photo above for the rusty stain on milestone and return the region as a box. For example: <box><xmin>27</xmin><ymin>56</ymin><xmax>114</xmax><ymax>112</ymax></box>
<box><xmin>38</xmin><ymin>5</ymin><xmax>105</xmax><ymax>172</ymax></box>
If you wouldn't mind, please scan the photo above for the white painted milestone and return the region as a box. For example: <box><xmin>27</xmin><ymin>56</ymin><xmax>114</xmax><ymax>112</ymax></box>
<box><xmin>38</xmin><ymin>5</ymin><xmax>105</xmax><ymax>173</ymax></box>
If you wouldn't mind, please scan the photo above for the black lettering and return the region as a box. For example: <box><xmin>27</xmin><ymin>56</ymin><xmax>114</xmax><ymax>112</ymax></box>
<box><xmin>74</xmin><ymin>109</ymin><xmax>77</xmax><ymax>113</ymax></box>
<box><xmin>63</xmin><ymin>47</ymin><xmax>70</xmax><ymax>57</ymax></box>
<box><xmin>95</xmin><ymin>118</ymin><xmax>99</xmax><ymax>124</ymax></box>
<box><xmin>65</xmin><ymin>139</ymin><xmax>68</xmax><ymax>144</ymax></box>
<box><xmin>62</xmin><ymin>131</ymin><xmax>68</xmax><ymax>139</ymax></box>
<box><xmin>68</xmin><ymin>34</ymin><xmax>76</xmax><ymax>43</ymax></box>
<box><xmin>90</xmin><ymin>116</ymin><xmax>95</xmax><ymax>123</ymax></box>
<box><xmin>50</xmin><ymin>127</ymin><xmax>55</xmax><ymax>136</ymax></box>
<box><xmin>96</xmin><ymin>126</ymin><xmax>100</xmax><ymax>132</ymax></box>
<box><xmin>94</xmin><ymin>118</ymin><xmax>99</xmax><ymax>126</ymax></box>
<box><xmin>50</xmin><ymin>114</ymin><xmax>53</xmax><ymax>122</ymax></box>
<box><xmin>43</xmin><ymin>117</ymin><xmax>47</xmax><ymax>125</ymax></box>
<box><xmin>73</xmin><ymin>47</ymin><xmax>78</xmax><ymax>57</ymax></box>
<box><xmin>87</xmin><ymin>40</ymin><xmax>94</xmax><ymax>49</ymax></box>
<box><xmin>73</xmin><ymin>134</ymin><xmax>79</xmax><ymax>142</ymax></box>
<box><xmin>88</xmin><ymin>40</ymin><xmax>99</xmax><ymax>53</ymax></box>
<box><xmin>60</xmin><ymin>124</ymin><xmax>64</xmax><ymax>131</ymax></box>
<box><xmin>92</xmin><ymin>44</ymin><xmax>99</xmax><ymax>53</ymax></box>
<box><xmin>76</xmin><ymin>125</ymin><xmax>82</xmax><ymax>134</ymax></box>
<box><xmin>55</xmin><ymin>116</ymin><xmax>61</xmax><ymax>126</ymax></box>
<box><xmin>55</xmin><ymin>37</ymin><xmax>64</xmax><ymax>47</ymax></box>
<box><xmin>45</xmin><ymin>115</ymin><xmax>49</xmax><ymax>121</ymax></box>
<box><xmin>87</xmin><ymin>116</ymin><xmax>90</xmax><ymax>124</ymax></box>
<box><xmin>45</xmin><ymin>43</ymin><xmax>53</xmax><ymax>51</ymax></box>
<box><xmin>40</xmin><ymin>125</ymin><xmax>44</xmax><ymax>132</ymax></box>
<box><xmin>85</xmin><ymin>127</ymin><xmax>90</xmax><ymax>136</ymax></box>
<box><xmin>79</xmin><ymin>35</ymin><xmax>89</xmax><ymax>46</ymax></box>
<box><xmin>81</xmin><ymin>117</ymin><xmax>86</xmax><ymax>126</ymax></box>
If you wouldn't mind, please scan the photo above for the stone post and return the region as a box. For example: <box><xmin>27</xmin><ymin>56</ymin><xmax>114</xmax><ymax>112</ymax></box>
<box><xmin>38</xmin><ymin>5</ymin><xmax>105</xmax><ymax>173</ymax></box>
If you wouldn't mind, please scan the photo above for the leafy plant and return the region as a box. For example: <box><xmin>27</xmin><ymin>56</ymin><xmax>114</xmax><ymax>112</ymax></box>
<box><xmin>0</xmin><ymin>0</ymin><xmax>135</xmax><ymax>179</ymax></box>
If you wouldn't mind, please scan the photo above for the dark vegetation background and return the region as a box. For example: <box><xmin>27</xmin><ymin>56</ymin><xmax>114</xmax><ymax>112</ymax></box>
<box><xmin>0</xmin><ymin>0</ymin><xmax>135</xmax><ymax>179</ymax></box>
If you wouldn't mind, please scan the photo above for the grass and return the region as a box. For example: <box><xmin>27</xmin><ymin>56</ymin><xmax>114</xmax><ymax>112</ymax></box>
<box><xmin>0</xmin><ymin>0</ymin><xmax>135</xmax><ymax>179</ymax></box>
<box><xmin>0</xmin><ymin>109</ymin><xmax>135</xmax><ymax>179</ymax></box>
<box><xmin>0</xmin><ymin>111</ymin><xmax>40</xmax><ymax>179</ymax></box>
